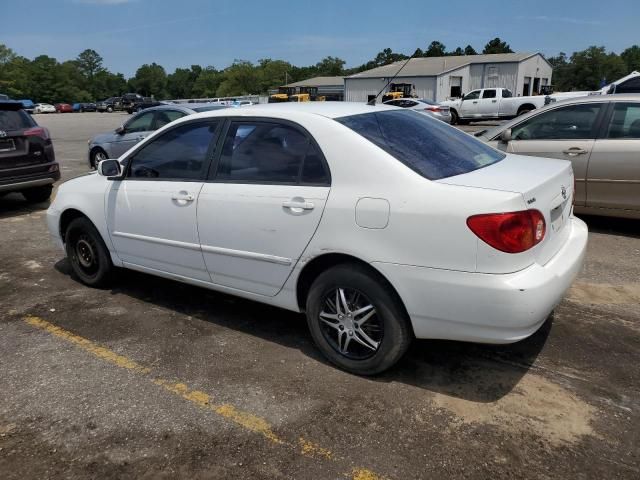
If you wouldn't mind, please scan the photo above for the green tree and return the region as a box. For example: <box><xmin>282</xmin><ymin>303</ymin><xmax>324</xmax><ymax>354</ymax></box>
<box><xmin>315</xmin><ymin>56</ymin><xmax>345</xmax><ymax>76</ymax></box>
<box><xmin>621</xmin><ymin>45</ymin><xmax>640</xmax><ymax>73</ymax></box>
<box><xmin>217</xmin><ymin>60</ymin><xmax>260</xmax><ymax>96</ymax></box>
<box><xmin>425</xmin><ymin>41</ymin><xmax>446</xmax><ymax>57</ymax></box>
<box><xmin>482</xmin><ymin>38</ymin><xmax>513</xmax><ymax>54</ymax></box>
<box><xmin>464</xmin><ymin>45</ymin><xmax>477</xmax><ymax>55</ymax></box>
<box><xmin>191</xmin><ymin>67</ymin><xmax>221</xmax><ymax>97</ymax></box>
<box><xmin>449</xmin><ymin>47</ymin><xmax>464</xmax><ymax>56</ymax></box>
<box><xmin>567</xmin><ymin>46</ymin><xmax>626</xmax><ymax>90</ymax></box>
<box><xmin>131</xmin><ymin>62</ymin><xmax>167</xmax><ymax>97</ymax></box>
<box><xmin>412</xmin><ymin>48</ymin><xmax>424</xmax><ymax>58</ymax></box>
<box><xmin>258</xmin><ymin>59</ymin><xmax>292</xmax><ymax>92</ymax></box>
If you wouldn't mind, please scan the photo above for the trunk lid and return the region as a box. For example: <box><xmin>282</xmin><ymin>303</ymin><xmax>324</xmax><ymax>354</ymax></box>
<box><xmin>438</xmin><ymin>154</ymin><xmax>574</xmax><ymax>266</ymax></box>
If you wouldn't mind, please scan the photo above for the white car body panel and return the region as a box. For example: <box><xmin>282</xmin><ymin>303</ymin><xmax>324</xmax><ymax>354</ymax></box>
<box><xmin>47</xmin><ymin>102</ymin><xmax>588</xmax><ymax>345</ymax></box>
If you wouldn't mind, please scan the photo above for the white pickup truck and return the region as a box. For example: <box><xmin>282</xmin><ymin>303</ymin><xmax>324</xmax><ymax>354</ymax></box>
<box><xmin>442</xmin><ymin>88</ymin><xmax>550</xmax><ymax>124</ymax></box>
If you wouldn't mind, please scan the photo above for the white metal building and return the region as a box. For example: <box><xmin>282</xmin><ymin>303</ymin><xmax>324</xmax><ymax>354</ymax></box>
<box><xmin>281</xmin><ymin>76</ymin><xmax>345</xmax><ymax>101</ymax></box>
<box><xmin>344</xmin><ymin>53</ymin><xmax>553</xmax><ymax>103</ymax></box>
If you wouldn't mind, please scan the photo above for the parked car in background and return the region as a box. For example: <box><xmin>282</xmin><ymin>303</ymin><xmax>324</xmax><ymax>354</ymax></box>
<box><xmin>0</xmin><ymin>100</ymin><xmax>59</xmax><ymax>202</ymax></box>
<box><xmin>87</xmin><ymin>103</ymin><xmax>229</xmax><ymax>168</ymax></box>
<box><xmin>34</xmin><ymin>103</ymin><xmax>56</xmax><ymax>114</ymax></box>
<box><xmin>476</xmin><ymin>94</ymin><xmax>640</xmax><ymax>219</ymax></box>
<box><xmin>97</xmin><ymin>97</ymin><xmax>124</xmax><ymax>113</ymax></box>
<box><xmin>18</xmin><ymin>99</ymin><xmax>35</xmax><ymax>114</ymax></box>
<box><xmin>383</xmin><ymin>98</ymin><xmax>452</xmax><ymax>123</ymax></box>
<box><xmin>55</xmin><ymin>103</ymin><xmax>73</xmax><ymax>113</ymax></box>
<box><xmin>442</xmin><ymin>88</ymin><xmax>549</xmax><ymax>124</ymax></box>
<box><xmin>0</xmin><ymin>93</ymin><xmax>9</xmax><ymax>100</ymax></box>
<box><xmin>126</xmin><ymin>97</ymin><xmax>163</xmax><ymax>114</ymax></box>
<box><xmin>73</xmin><ymin>102</ymin><xmax>97</xmax><ymax>112</ymax></box>
<box><xmin>52</xmin><ymin>102</ymin><xmax>587</xmax><ymax>374</ymax></box>
<box><xmin>604</xmin><ymin>71</ymin><xmax>640</xmax><ymax>95</ymax></box>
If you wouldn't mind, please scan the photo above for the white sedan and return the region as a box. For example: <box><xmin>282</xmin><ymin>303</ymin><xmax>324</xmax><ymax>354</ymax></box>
<box><xmin>34</xmin><ymin>103</ymin><xmax>57</xmax><ymax>114</ymax></box>
<box><xmin>47</xmin><ymin>103</ymin><xmax>587</xmax><ymax>374</ymax></box>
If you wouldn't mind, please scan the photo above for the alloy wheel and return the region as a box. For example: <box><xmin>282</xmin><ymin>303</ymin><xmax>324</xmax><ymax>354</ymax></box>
<box><xmin>318</xmin><ymin>287</ymin><xmax>383</xmax><ymax>360</ymax></box>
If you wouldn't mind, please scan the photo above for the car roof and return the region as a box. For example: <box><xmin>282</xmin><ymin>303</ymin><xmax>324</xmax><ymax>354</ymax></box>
<box><xmin>186</xmin><ymin>101</ymin><xmax>399</xmax><ymax>120</ymax></box>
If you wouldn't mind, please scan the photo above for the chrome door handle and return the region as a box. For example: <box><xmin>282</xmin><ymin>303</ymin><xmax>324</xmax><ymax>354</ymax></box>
<box><xmin>282</xmin><ymin>200</ymin><xmax>314</xmax><ymax>210</ymax></box>
<box><xmin>562</xmin><ymin>148</ymin><xmax>588</xmax><ymax>156</ymax></box>
<box><xmin>491</xmin><ymin>100</ymin><xmax>497</xmax><ymax>103</ymax></box>
<box><xmin>171</xmin><ymin>193</ymin><xmax>195</xmax><ymax>202</ymax></box>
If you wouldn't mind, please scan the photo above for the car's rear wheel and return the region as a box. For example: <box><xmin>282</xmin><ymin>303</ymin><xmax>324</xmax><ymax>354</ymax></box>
<box><xmin>106</xmin><ymin>106</ymin><xmax>113</xmax><ymax>113</ymax></box>
<box><xmin>306</xmin><ymin>264</ymin><xmax>412</xmax><ymax>375</ymax></box>
<box><xmin>65</xmin><ymin>217</ymin><xmax>114</xmax><ymax>288</ymax></box>
<box><xmin>90</xmin><ymin>148</ymin><xmax>108</xmax><ymax>169</ymax></box>
<box><xmin>450</xmin><ymin>109</ymin><xmax>459</xmax><ymax>125</ymax></box>
<box><xmin>22</xmin><ymin>185</ymin><xmax>53</xmax><ymax>203</ymax></box>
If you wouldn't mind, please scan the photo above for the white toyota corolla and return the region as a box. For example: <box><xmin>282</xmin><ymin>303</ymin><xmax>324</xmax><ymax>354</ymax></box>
<box><xmin>47</xmin><ymin>102</ymin><xmax>588</xmax><ymax>374</ymax></box>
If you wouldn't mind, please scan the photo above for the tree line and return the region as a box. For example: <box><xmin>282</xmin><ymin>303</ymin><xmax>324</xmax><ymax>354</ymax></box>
<box><xmin>1</xmin><ymin>38</ymin><xmax>639</xmax><ymax>104</ymax></box>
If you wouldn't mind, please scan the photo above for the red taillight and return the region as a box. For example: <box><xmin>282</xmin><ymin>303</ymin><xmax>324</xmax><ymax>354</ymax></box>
<box><xmin>467</xmin><ymin>210</ymin><xmax>546</xmax><ymax>253</ymax></box>
<box><xmin>424</xmin><ymin>106</ymin><xmax>442</xmax><ymax>112</ymax></box>
<box><xmin>23</xmin><ymin>127</ymin><xmax>49</xmax><ymax>139</ymax></box>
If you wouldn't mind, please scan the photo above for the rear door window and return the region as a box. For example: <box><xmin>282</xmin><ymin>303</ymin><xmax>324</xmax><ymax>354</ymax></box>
<box><xmin>125</xmin><ymin>112</ymin><xmax>154</xmax><ymax>133</ymax></box>
<box><xmin>154</xmin><ymin>110</ymin><xmax>186</xmax><ymax>129</ymax></box>
<box><xmin>482</xmin><ymin>89</ymin><xmax>497</xmax><ymax>99</ymax></box>
<box><xmin>606</xmin><ymin>103</ymin><xmax>640</xmax><ymax>139</ymax></box>
<box><xmin>214</xmin><ymin>121</ymin><xmax>330</xmax><ymax>185</ymax></box>
<box><xmin>337</xmin><ymin>110</ymin><xmax>504</xmax><ymax>180</ymax></box>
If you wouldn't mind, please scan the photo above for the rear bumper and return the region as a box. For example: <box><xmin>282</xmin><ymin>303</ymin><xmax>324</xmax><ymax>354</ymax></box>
<box><xmin>0</xmin><ymin>163</ymin><xmax>61</xmax><ymax>193</ymax></box>
<box><xmin>372</xmin><ymin>217</ymin><xmax>588</xmax><ymax>344</ymax></box>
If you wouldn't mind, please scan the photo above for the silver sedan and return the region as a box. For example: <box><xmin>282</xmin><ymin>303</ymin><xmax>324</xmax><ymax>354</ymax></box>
<box><xmin>87</xmin><ymin>103</ymin><xmax>228</xmax><ymax>168</ymax></box>
<box><xmin>383</xmin><ymin>98</ymin><xmax>452</xmax><ymax>123</ymax></box>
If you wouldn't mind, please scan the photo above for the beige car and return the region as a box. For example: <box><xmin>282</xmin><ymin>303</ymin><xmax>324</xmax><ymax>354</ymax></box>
<box><xmin>477</xmin><ymin>94</ymin><xmax>640</xmax><ymax>219</ymax></box>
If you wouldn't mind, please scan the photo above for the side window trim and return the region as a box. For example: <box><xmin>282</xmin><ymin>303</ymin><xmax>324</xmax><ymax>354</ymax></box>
<box><xmin>122</xmin><ymin>119</ymin><xmax>222</xmax><ymax>182</ymax></box>
<box><xmin>206</xmin><ymin>116</ymin><xmax>331</xmax><ymax>186</ymax></box>
<box><xmin>597</xmin><ymin>101</ymin><xmax>640</xmax><ymax>140</ymax></box>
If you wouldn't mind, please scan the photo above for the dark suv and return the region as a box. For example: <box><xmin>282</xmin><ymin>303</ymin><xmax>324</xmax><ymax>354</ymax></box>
<box><xmin>0</xmin><ymin>101</ymin><xmax>59</xmax><ymax>202</ymax></box>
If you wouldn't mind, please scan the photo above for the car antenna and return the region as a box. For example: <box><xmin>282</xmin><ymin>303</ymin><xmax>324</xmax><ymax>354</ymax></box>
<box><xmin>367</xmin><ymin>53</ymin><xmax>415</xmax><ymax>106</ymax></box>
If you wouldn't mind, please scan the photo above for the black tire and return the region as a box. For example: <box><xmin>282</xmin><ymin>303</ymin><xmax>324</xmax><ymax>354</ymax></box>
<box><xmin>450</xmin><ymin>109</ymin><xmax>459</xmax><ymax>125</ymax></box>
<box><xmin>65</xmin><ymin>217</ymin><xmax>114</xmax><ymax>288</ymax></box>
<box><xmin>517</xmin><ymin>108</ymin><xmax>532</xmax><ymax>116</ymax></box>
<box><xmin>22</xmin><ymin>185</ymin><xmax>52</xmax><ymax>203</ymax></box>
<box><xmin>306</xmin><ymin>264</ymin><xmax>412</xmax><ymax>375</ymax></box>
<box><xmin>80</xmin><ymin>108</ymin><xmax>84</xmax><ymax>113</ymax></box>
<box><xmin>106</xmin><ymin>106</ymin><xmax>113</xmax><ymax>113</ymax></box>
<box><xmin>90</xmin><ymin>148</ymin><xmax>108</xmax><ymax>169</ymax></box>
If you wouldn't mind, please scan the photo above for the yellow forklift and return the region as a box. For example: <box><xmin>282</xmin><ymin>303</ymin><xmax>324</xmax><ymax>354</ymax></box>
<box><xmin>269</xmin><ymin>87</ymin><xmax>296</xmax><ymax>103</ymax></box>
<box><xmin>381</xmin><ymin>83</ymin><xmax>416</xmax><ymax>102</ymax></box>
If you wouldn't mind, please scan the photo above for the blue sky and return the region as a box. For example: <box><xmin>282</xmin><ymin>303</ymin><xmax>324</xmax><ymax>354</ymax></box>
<box><xmin>1</xmin><ymin>0</ymin><xmax>638</xmax><ymax>77</ymax></box>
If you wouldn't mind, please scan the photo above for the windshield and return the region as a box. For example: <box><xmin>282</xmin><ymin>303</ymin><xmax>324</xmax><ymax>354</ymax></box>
<box><xmin>336</xmin><ymin>110</ymin><xmax>504</xmax><ymax>180</ymax></box>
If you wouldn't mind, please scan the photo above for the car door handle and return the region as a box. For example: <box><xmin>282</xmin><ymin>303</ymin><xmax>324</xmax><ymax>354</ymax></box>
<box><xmin>491</xmin><ymin>100</ymin><xmax>497</xmax><ymax>103</ymax></box>
<box><xmin>282</xmin><ymin>200</ymin><xmax>314</xmax><ymax>210</ymax></box>
<box><xmin>472</xmin><ymin>101</ymin><xmax>478</xmax><ymax>104</ymax></box>
<box><xmin>562</xmin><ymin>148</ymin><xmax>588</xmax><ymax>156</ymax></box>
<box><xmin>171</xmin><ymin>192</ymin><xmax>195</xmax><ymax>202</ymax></box>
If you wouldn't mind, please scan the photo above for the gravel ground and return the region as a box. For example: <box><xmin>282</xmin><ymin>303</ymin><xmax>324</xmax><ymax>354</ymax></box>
<box><xmin>0</xmin><ymin>111</ymin><xmax>638</xmax><ymax>479</ymax></box>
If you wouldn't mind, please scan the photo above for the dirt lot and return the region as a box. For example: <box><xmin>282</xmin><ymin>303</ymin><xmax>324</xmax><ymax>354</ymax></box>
<box><xmin>1</xmin><ymin>112</ymin><xmax>639</xmax><ymax>479</ymax></box>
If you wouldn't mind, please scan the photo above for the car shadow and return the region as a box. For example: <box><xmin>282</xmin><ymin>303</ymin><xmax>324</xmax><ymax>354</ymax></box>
<box><xmin>55</xmin><ymin>260</ymin><xmax>550</xmax><ymax>403</ymax></box>
<box><xmin>577</xmin><ymin>213</ymin><xmax>640</xmax><ymax>239</ymax></box>
<box><xmin>0</xmin><ymin>193</ymin><xmax>50</xmax><ymax>219</ymax></box>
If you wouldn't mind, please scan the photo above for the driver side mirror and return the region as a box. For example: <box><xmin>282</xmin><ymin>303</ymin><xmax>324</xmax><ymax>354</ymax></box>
<box><xmin>115</xmin><ymin>126</ymin><xmax>125</xmax><ymax>135</ymax></box>
<box><xmin>97</xmin><ymin>159</ymin><xmax>122</xmax><ymax>179</ymax></box>
<box><xmin>499</xmin><ymin>128</ymin><xmax>512</xmax><ymax>143</ymax></box>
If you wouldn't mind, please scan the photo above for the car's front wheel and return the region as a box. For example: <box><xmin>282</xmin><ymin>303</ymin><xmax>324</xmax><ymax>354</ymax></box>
<box><xmin>90</xmin><ymin>148</ymin><xmax>108</xmax><ymax>169</ymax></box>
<box><xmin>306</xmin><ymin>264</ymin><xmax>412</xmax><ymax>375</ymax></box>
<box><xmin>22</xmin><ymin>185</ymin><xmax>53</xmax><ymax>203</ymax></box>
<box><xmin>65</xmin><ymin>217</ymin><xmax>114</xmax><ymax>288</ymax></box>
<box><xmin>106</xmin><ymin>106</ymin><xmax>113</xmax><ymax>113</ymax></box>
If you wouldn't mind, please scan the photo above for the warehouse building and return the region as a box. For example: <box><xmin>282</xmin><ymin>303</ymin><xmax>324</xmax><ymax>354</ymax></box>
<box><xmin>344</xmin><ymin>53</ymin><xmax>552</xmax><ymax>103</ymax></box>
<box><xmin>281</xmin><ymin>76</ymin><xmax>345</xmax><ymax>101</ymax></box>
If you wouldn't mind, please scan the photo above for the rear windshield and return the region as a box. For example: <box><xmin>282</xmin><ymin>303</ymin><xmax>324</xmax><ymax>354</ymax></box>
<box><xmin>336</xmin><ymin>110</ymin><xmax>504</xmax><ymax>180</ymax></box>
<box><xmin>0</xmin><ymin>109</ymin><xmax>36</xmax><ymax>130</ymax></box>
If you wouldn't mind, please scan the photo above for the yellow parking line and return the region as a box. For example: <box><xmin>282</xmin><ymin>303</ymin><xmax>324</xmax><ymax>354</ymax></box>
<box><xmin>24</xmin><ymin>315</ymin><xmax>385</xmax><ymax>480</ymax></box>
